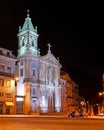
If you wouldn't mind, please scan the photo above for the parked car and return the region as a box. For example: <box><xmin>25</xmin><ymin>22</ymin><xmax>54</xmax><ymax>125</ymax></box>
<box><xmin>68</xmin><ymin>111</ymin><xmax>76</xmax><ymax>118</ymax></box>
<box><xmin>68</xmin><ymin>111</ymin><xmax>84</xmax><ymax>118</ymax></box>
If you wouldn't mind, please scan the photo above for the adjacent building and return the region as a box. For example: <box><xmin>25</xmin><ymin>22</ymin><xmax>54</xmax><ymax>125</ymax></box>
<box><xmin>60</xmin><ymin>70</ymin><xmax>79</xmax><ymax>115</ymax></box>
<box><xmin>0</xmin><ymin>47</ymin><xmax>17</xmax><ymax>114</ymax></box>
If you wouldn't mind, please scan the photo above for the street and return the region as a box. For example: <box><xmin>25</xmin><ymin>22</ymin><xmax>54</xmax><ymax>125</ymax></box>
<box><xmin>0</xmin><ymin>117</ymin><xmax>104</xmax><ymax>130</ymax></box>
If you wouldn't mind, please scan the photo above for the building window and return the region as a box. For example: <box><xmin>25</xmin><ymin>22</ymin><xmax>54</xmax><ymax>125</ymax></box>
<box><xmin>5</xmin><ymin>93</ymin><xmax>11</xmax><ymax>98</ymax></box>
<box><xmin>6</xmin><ymin>80</ymin><xmax>11</xmax><ymax>87</ymax></box>
<box><xmin>33</xmin><ymin>70</ymin><xmax>35</xmax><ymax>76</ymax></box>
<box><xmin>7</xmin><ymin>52</ymin><xmax>10</xmax><ymax>56</ymax></box>
<box><xmin>22</xmin><ymin>37</ymin><xmax>25</xmax><ymax>46</ymax></box>
<box><xmin>32</xmin><ymin>40</ymin><xmax>34</xmax><ymax>46</ymax></box>
<box><xmin>20</xmin><ymin>61</ymin><xmax>23</xmax><ymax>66</ymax></box>
<box><xmin>0</xmin><ymin>79</ymin><xmax>4</xmax><ymax>86</ymax></box>
<box><xmin>6</xmin><ymin>107</ymin><xmax>10</xmax><ymax>114</ymax></box>
<box><xmin>20</xmin><ymin>68</ymin><xmax>23</xmax><ymax>76</ymax></box>
<box><xmin>7</xmin><ymin>66</ymin><xmax>11</xmax><ymax>73</ymax></box>
<box><xmin>0</xmin><ymin>64</ymin><xmax>5</xmax><ymax>72</ymax></box>
<box><xmin>0</xmin><ymin>102</ymin><xmax>3</xmax><ymax>114</ymax></box>
<box><xmin>0</xmin><ymin>93</ymin><xmax>4</xmax><ymax>97</ymax></box>
<box><xmin>33</xmin><ymin>88</ymin><xmax>35</xmax><ymax>95</ymax></box>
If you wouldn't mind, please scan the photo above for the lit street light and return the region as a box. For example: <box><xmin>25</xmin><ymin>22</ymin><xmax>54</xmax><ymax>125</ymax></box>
<box><xmin>98</xmin><ymin>73</ymin><xmax>104</xmax><ymax>115</ymax></box>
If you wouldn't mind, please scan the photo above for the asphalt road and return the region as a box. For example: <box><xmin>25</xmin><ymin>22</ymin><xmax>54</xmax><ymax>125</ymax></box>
<box><xmin>0</xmin><ymin>117</ymin><xmax>104</xmax><ymax>130</ymax></box>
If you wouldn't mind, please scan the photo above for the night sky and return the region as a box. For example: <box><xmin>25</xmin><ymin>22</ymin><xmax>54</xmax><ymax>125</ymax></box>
<box><xmin>0</xmin><ymin>1</ymin><xmax>104</xmax><ymax>102</ymax></box>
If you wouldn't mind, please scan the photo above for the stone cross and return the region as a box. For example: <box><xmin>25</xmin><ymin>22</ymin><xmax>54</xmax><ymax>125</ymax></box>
<box><xmin>27</xmin><ymin>9</ymin><xmax>30</xmax><ymax>17</ymax></box>
<box><xmin>47</xmin><ymin>43</ymin><xmax>51</xmax><ymax>53</ymax></box>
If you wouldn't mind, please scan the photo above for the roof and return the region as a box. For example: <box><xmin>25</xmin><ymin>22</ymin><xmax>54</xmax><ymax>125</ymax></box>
<box><xmin>19</xmin><ymin>11</ymin><xmax>37</xmax><ymax>33</ymax></box>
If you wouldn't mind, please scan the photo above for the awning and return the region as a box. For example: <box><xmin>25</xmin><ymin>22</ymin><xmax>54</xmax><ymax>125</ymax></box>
<box><xmin>5</xmin><ymin>102</ymin><xmax>14</xmax><ymax>106</ymax></box>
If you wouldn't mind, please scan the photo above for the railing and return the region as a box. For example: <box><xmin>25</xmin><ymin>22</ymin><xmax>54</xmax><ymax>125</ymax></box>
<box><xmin>23</xmin><ymin>78</ymin><xmax>46</xmax><ymax>84</ymax></box>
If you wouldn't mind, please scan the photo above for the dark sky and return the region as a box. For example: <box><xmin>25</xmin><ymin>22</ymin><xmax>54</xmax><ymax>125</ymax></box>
<box><xmin>0</xmin><ymin>1</ymin><xmax>104</xmax><ymax>102</ymax></box>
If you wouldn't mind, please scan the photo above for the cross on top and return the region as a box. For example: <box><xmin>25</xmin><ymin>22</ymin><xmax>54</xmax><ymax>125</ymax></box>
<box><xmin>47</xmin><ymin>43</ymin><xmax>51</xmax><ymax>53</ymax></box>
<box><xmin>27</xmin><ymin>9</ymin><xmax>30</xmax><ymax>17</ymax></box>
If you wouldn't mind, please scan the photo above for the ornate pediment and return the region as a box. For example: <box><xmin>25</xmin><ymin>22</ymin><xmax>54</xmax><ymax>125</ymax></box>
<box><xmin>41</xmin><ymin>53</ymin><xmax>62</xmax><ymax>68</ymax></box>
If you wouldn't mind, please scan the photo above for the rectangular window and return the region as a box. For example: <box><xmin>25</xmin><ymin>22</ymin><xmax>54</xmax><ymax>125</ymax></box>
<box><xmin>20</xmin><ymin>68</ymin><xmax>23</xmax><ymax>76</ymax></box>
<box><xmin>5</xmin><ymin>93</ymin><xmax>11</xmax><ymax>98</ymax></box>
<box><xmin>0</xmin><ymin>79</ymin><xmax>4</xmax><ymax>86</ymax></box>
<box><xmin>7</xmin><ymin>80</ymin><xmax>11</xmax><ymax>87</ymax></box>
<box><xmin>7</xmin><ymin>66</ymin><xmax>11</xmax><ymax>73</ymax></box>
<box><xmin>0</xmin><ymin>93</ymin><xmax>4</xmax><ymax>97</ymax></box>
<box><xmin>33</xmin><ymin>70</ymin><xmax>35</xmax><ymax>76</ymax></box>
<box><xmin>33</xmin><ymin>88</ymin><xmax>35</xmax><ymax>95</ymax></box>
<box><xmin>0</xmin><ymin>102</ymin><xmax>3</xmax><ymax>114</ymax></box>
<box><xmin>0</xmin><ymin>65</ymin><xmax>5</xmax><ymax>72</ymax></box>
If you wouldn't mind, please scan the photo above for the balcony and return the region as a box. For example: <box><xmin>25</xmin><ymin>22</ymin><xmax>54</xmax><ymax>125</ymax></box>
<box><xmin>0</xmin><ymin>71</ymin><xmax>14</xmax><ymax>77</ymax></box>
<box><xmin>23</xmin><ymin>78</ymin><xmax>47</xmax><ymax>85</ymax></box>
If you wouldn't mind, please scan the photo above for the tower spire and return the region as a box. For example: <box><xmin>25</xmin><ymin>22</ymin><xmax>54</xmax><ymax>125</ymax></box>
<box><xmin>17</xmin><ymin>10</ymin><xmax>39</xmax><ymax>57</ymax></box>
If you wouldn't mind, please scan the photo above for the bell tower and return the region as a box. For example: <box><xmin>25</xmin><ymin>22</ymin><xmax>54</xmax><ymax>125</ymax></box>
<box><xmin>16</xmin><ymin>10</ymin><xmax>40</xmax><ymax>115</ymax></box>
<box><xmin>17</xmin><ymin>10</ymin><xmax>39</xmax><ymax>57</ymax></box>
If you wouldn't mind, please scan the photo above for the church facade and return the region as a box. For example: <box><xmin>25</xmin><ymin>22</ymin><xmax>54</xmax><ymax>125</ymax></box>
<box><xmin>15</xmin><ymin>12</ymin><xmax>62</xmax><ymax>114</ymax></box>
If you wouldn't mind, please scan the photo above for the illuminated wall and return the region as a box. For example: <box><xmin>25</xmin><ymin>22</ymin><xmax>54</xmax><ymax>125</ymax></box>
<box><xmin>16</xmin><ymin>11</ymin><xmax>62</xmax><ymax>114</ymax></box>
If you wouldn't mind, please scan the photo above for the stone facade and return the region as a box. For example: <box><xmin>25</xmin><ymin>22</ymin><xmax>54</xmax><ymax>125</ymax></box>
<box><xmin>15</xmin><ymin>12</ymin><xmax>62</xmax><ymax>114</ymax></box>
<box><xmin>0</xmin><ymin>47</ymin><xmax>17</xmax><ymax>114</ymax></box>
<box><xmin>60</xmin><ymin>71</ymin><xmax>79</xmax><ymax>115</ymax></box>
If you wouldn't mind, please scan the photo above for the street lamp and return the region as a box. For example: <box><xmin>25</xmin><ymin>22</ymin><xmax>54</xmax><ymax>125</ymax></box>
<box><xmin>98</xmin><ymin>91</ymin><xmax>104</xmax><ymax>114</ymax></box>
<box><xmin>15</xmin><ymin>77</ymin><xmax>19</xmax><ymax>83</ymax></box>
<box><xmin>97</xmin><ymin>73</ymin><xmax>104</xmax><ymax>115</ymax></box>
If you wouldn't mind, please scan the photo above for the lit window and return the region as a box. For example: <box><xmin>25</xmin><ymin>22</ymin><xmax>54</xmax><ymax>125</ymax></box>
<box><xmin>7</xmin><ymin>80</ymin><xmax>11</xmax><ymax>87</ymax></box>
<box><xmin>5</xmin><ymin>93</ymin><xmax>11</xmax><ymax>98</ymax></box>
<box><xmin>0</xmin><ymin>79</ymin><xmax>4</xmax><ymax>86</ymax></box>
<box><xmin>0</xmin><ymin>93</ymin><xmax>4</xmax><ymax>97</ymax></box>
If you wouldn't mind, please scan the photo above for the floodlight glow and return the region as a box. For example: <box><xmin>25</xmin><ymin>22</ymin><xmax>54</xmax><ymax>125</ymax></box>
<box><xmin>11</xmin><ymin>80</ymin><xmax>15</xmax><ymax>87</ymax></box>
<box><xmin>16</xmin><ymin>97</ymin><xmax>24</xmax><ymax>101</ymax></box>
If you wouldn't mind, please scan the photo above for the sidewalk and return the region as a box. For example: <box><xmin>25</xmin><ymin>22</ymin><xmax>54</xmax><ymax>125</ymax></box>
<box><xmin>0</xmin><ymin>114</ymin><xmax>68</xmax><ymax>118</ymax></box>
<box><xmin>1</xmin><ymin>114</ymin><xmax>104</xmax><ymax>119</ymax></box>
<box><xmin>88</xmin><ymin>115</ymin><xmax>104</xmax><ymax>119</ymax></box>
